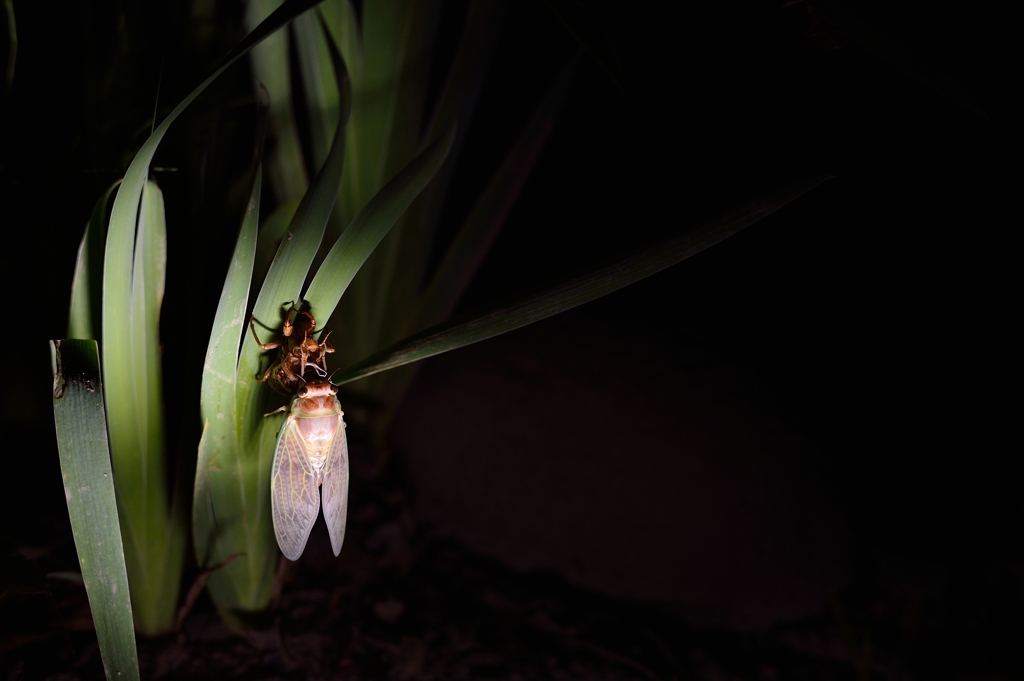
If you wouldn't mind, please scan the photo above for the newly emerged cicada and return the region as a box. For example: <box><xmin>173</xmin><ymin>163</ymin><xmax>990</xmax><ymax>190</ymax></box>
<box><xmin>270</xmin><ymin>379</ymin><xmax>349</xmax><ymax>561</ymax></box>
<box><xmin>251</xmin><ymin>304</ymin><xmax>349</xmax><ymax>560</ymax></box>
<box><xmin>250</xmin><ymin>304</ymin><xmax>334</xmax><ymax>396</ymax></box>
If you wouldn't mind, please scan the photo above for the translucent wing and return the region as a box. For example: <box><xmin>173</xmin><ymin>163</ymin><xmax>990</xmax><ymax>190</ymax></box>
<box><xmin>321</xmin><ymin>413</ymin><xmax>349</xmax><ymax>556</ymax></box>
<box><xmin>271</xmin><ymin>416</ymin><xmax>320</xmax><ymax>561</ymax></box>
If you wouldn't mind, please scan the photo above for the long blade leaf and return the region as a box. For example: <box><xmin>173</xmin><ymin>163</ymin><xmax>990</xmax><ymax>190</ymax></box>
<box><xmin>252</xmin><ymin>197</ymin><xmax>299</xmax><ymax>294</ymax></box>
<box><xmin>245</xmin><ymin>0</ymin><xmax>310</xmax><ymax>202</ymax></box>
<box><xmin>416</xmin><ymin>0</ymin><xmax>507</xmax><ymax>249</ymax></box>
<box><xmin>413</xmin><ymin>55</ymin><xmax>577</xmax><ymax>331</ymax></box>
<box><xmin>104</xmin><ymin>0</ymin><xmax>326</xmax><ymax>403</ymax></box>
<box><xmin>194</xmin><ymin>165</ymin><xmax>259</xmax><ymax>596</ymax></box>
<box><xmin>50</xmin><ymin>339</ymin><xmax>140</xmax><ymax>681</ymax></box>
<box><xmin>202</xmin><ymin>167</ymin><xmax>260</xmax><ymax>427</ymax></box>
<box><xmin>356</xmin><ymin>0</ymin><xmax>443</xmax><ymax>347</ymax></box>
<box><xmin>302</xmin><ymin>124</ymin><xmax>456</xmax><ymax>328</ymax></box>
<box><xmin>100</xmin><ymin>1</ymin><xmax>324</xmax><ymax>633</ymax></box>
<box><xmin>293</xmin><ymin>9</ymin><xmax>338</xmax><ymax>171</ymax></box>
<box><xmin>68</xmin><ymin>181</ymin><xmax>119</xmax><ymax>341</ymax></box>
<box><xmin>236</xmin><ymin>11</ymin><xmax>351</xmax><ymax>434</ymax></box>
<box><xmin>198</xmin><ymin>17</ymin><xmax>351</xmax><ymax>623</ymax></box>
<box><xmin>333</xmin><ymin>177</ymin><xmax>831</xmax><ymax>385</ymax></box>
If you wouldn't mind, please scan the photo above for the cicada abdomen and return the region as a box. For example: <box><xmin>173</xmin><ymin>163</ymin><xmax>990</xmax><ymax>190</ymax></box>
<box><xmin>270</xmin><ymin>381</ymin><xmax>349</xmax><ymax>560</ymax></box>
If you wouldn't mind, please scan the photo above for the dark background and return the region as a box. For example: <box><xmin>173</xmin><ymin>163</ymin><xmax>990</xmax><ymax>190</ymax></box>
<box><xmin>1</xmin><ymin>1</ymin><xmax>1018</xmax><ymax>678</ymax></box>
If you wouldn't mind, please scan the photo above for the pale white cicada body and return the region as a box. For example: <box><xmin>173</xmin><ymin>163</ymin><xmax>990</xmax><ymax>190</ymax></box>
<box><xmin>271</xmin><ymin>381</ymin><xmax>349</xmax><ymax>561</ymax></box>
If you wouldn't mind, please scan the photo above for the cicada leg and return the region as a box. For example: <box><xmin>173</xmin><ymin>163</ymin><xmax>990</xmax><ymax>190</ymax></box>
<box><xmin>249</xmin><ymin>317</ymin><xmax>282</xmax><ymax>351</ymax></box>
<box><xmin>256</xmin><ymin>364</ymin><xmax>274</xmax><ymax>383</ymax></box>
<box><xmin>312</xmin><ymin>331</ymin><xmax>335</xmax><ymax>375</ymax></box>
<box><xmin>263</xmin><ymin>404</ymin><xmax>289</xmax><ymax>417</ymax></box>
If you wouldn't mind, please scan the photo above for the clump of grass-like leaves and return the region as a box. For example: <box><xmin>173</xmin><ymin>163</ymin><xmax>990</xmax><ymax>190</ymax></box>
<box><xmin>53</xmin><ymin>1</ymin><xmax>834</xmax><ymax>668</ymax></box>
<box><xmin>57</xmin><ymin>0</ymin><xmax>328</xmax><ymax>646</ymax></box>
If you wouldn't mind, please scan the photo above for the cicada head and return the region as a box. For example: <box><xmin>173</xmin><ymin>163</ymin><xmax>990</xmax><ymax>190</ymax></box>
<box><xmin>293</xmin><ymin>380</ymin><xmax>341</xmax><ymax>417</ymax></box>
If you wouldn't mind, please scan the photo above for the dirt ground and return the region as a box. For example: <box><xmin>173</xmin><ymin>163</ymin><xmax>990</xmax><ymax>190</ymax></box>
<box><xmin>3</xmin><ymin>433</ymin><xmax>1020</xmax><ymax>681</ymax></box>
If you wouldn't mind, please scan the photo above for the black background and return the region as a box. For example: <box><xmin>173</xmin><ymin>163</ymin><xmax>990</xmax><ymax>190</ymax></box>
<box><xmin>1</xmin><ymin>0</ymin><xmax>1018</xmax><ymax>677</ymax></box>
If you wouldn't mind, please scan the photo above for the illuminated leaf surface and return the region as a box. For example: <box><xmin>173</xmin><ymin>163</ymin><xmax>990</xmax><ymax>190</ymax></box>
<box><xmin>303</xmin><ymin>124</ymin><xmax>456</xmax><ymax>330</ymax></box>
<box><xmin>50</xmin><ymin>339</ymin><xmax>139</xmax><ymax>681</ymax></box>
<box><xmin>97</xmin><ymin>0</ymin><xmax>327</xmax><ymax>633</ymax></box>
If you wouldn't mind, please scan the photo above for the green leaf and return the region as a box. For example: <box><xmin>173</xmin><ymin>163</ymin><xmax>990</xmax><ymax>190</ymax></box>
<box><xmin>318</xmin><ymin>0</ymin><xmax>361</xmax><ymax>229</ymax></box>
<box><xmin>103</xmin><ymin>0</ymin><xmax>328</xmax><ymax>443</ymax></box>
<box><xmin>348</xmin><ymin>0</ymin><xmax>443</xmax><ymax>350</ymax></box>
<box><xmin>199</xmin><ymin>165</ymin><xmax>260</xmax><ymax>478</ymax></box>
<box><xmin>364</xmin><ymin>53</ymin><xmax>577</xmax><ymax>411</ymax></box>
<box><xmin>194</xmin><ymin>166</ymin><xmax>275</xmax><ymax>617</ymax></box>
<box><xmin>97</xmin><ymin>0</ymin><xmax>325</xmax><ymax>633</ymax></box>
<box><xmin>302</xmin><ymin>124</ymin><xmax>456</xmax><ymax>329</ymax></box>
<box><xmin>415</xmin><ymin>0</ymin><xmax>507</xmax><ymax>251</ymax></box>
<box><xmin>333</xmin><ymin>177</ymin><xmax>831</xmax><ymax>385</ymax></box>
<box><xmin>252</xmin><ymin>197</ymin><xmax>299</xmax><ymax>293</ymax></box>
<box><xmin>237</xmin><ymin>14</ymin><xmax>351</xmax><ymax>435</ymax></box>
<box><xmin>348</xmin><ymin>0</ymin><xmax>505</xmax><ymax>370</ymax></box>
<box><xmin>68</xmin><ymin>181</ymin><xmax>119</xmax><ymax>341</ymax></box>
<box><xmin>245</xmin><ymin>0</ymin><xmax>310</xmax><ymax>202</ymax></box>
<box><xmin>50</xmin><ymin>339</ymin><xmax>140</xmax><ymax>681</ymax></box>
<box><xmin>293</xmin><ymin>9</ymin><xmax>338</xmax><ymax>172</ymax></box>
<box><xmin>201</xmin><ymin>15</ymin><xmax>352</xmax><ymax>623</ymax></box>
<box><xmin>413</xmin><ymin>55</ymin><xmax>578</xmax><ymax>332</ymax></box>
<box><xmin>103</xmin><ymin>179</ymin><xmax>184</xmax><ymax>636</ymax></box>
<box><xmin>320</xmin><ymin>0</ymin><xmax>421</xmax><ymax>357</ymax></box>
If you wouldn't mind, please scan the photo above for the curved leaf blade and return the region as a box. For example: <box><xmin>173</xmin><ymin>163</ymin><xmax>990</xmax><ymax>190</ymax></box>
<box><xmin>413</xmin><ymin>55</ymin><xmax>577</xmax><ymax>332</ymax></box>
<box><xmin>194</xmin><ymin>166</ymin><xmax>267</xmax><ymax>611</ymax></box>
<box><xmin>333</xmin><ymin>177</ymin><xmax>831</xmax><ymax>385</ymax></box>
<box><xmin>200</xmin><ymin>166</ymin><xmax>260</xmax><ymax>428</ymax></box>
<box><xmin>98</xmin><ymin>0</ymin><xmax>324</xmax><ymax>633</ymax></box>
<box><xmin>198</xmin><ymin>15</ymin><xmax>352</xmax><ymax>621</ymax></box>
<box><xmin>68</xmin><ymin>181</ymin><xmax>119</xmax><ymax>341</ymax></box>
<box><xmin>236</xmin><ymin>12</ymin><xmax>351</xmax><ymax>435</ymax></box>
<box><xmin>303</xmin><ymin>124</ymin><xmax>456</xmax><ymax>328</ymax></box>
<box><xmin>103</xmin><ymin>0</ymin><xmax>326</xmax><ymax>406</ymax></box>
<box><xmin>245</xmin><ymin>0</ymin><xmax>310</xmax><ymax>202</ymax></box>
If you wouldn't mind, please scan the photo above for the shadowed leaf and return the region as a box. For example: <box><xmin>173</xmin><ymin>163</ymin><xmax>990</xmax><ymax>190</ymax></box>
<box><xmin>334</xmin><ymin>177</ymin><xmax>831</xmax><ymax>385</ymax></box>
<box><xmin>413</xmin><ymin>55</ymin><xmax>578</xmax><ymax>332</ymax></box>
<box><xmin>68</xmin><ymin>181</ymin><xmax>119</xmax><ymax>341</ymax></box>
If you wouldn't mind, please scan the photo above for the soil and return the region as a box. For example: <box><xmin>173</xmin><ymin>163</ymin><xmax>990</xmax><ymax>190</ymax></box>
<box><xmin>3</xmin><ymin>434</ymin><xmax>1020</xmax><ymax>681</ymax></box>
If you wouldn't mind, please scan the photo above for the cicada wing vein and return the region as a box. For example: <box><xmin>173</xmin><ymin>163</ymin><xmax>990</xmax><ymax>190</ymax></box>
<box><xmin>271</xmin><ymin>415</ymin><xmax>320</xmax><ymax>561</ymax></box>
<box><xmin>321</xmin><ymin>413</ymin><xmax>349</xmax><ymax>556</ymax></box>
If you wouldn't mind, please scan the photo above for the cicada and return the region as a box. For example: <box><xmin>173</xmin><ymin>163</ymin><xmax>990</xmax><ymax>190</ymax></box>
<box><xmin>271</xmin><ymin>379</ymin><xmax>349</xmax><ymax>560</ymax></box>
<box><xmin>250</xmin><ymin>304</ymin><xmax>334</xmax><ymax>396</ymax></box>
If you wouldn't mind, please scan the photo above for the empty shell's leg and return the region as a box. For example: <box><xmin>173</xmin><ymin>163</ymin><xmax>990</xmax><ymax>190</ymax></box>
<box><xmin>250</xmin><ymin>317</ymin><xmax>282</xmax><ymax>351</ymax></box>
